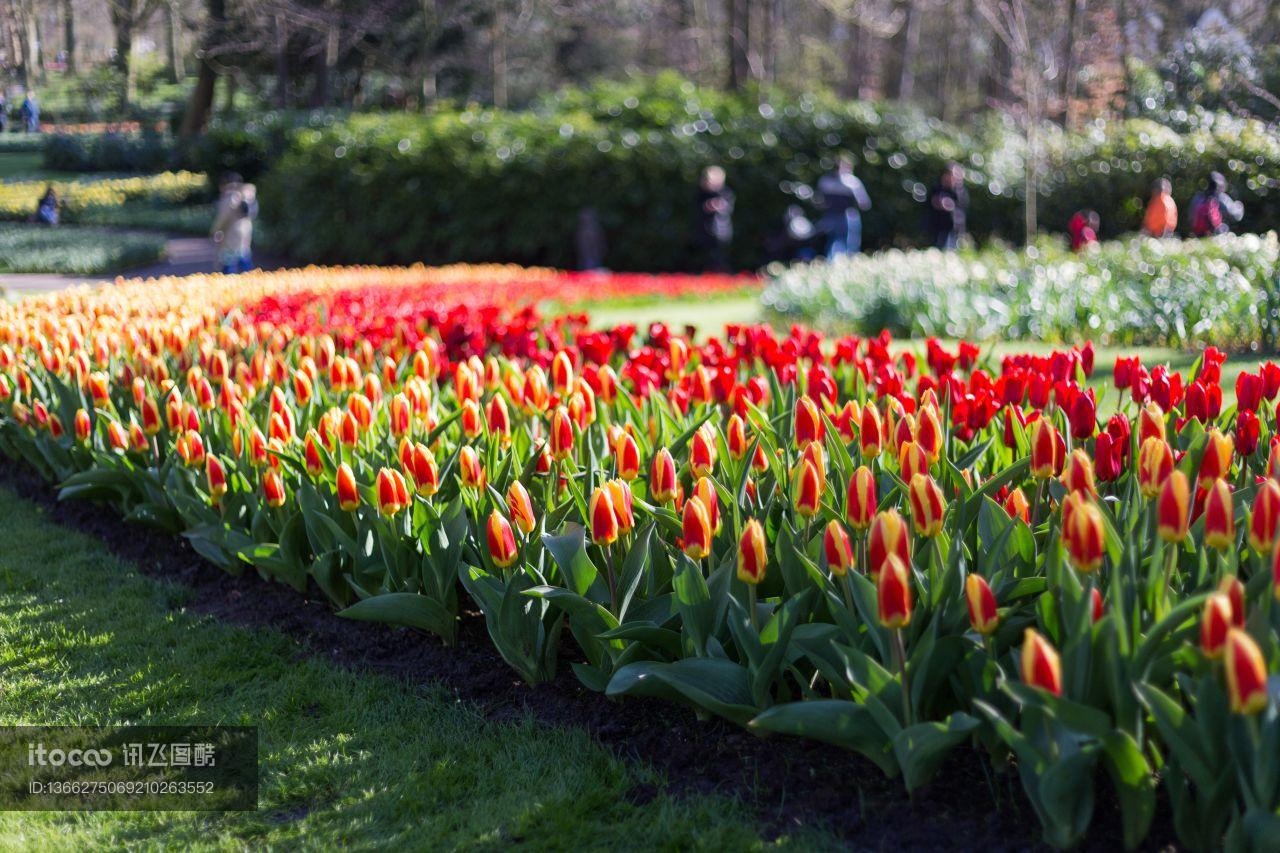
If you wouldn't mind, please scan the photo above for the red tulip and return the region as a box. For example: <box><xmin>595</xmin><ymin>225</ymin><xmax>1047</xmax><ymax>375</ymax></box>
<box><xmin>650</xmin><ymin>447</ymin><xmax>678</xmax><ymax>503</ymax></box>
<box><xmin>1225</xmin><ymin>629</ymin><xmax>1268</xmax><ymax>715</ymax></box>
<box><xmin>694</xmin><ymin>476</ymin><xmax>721</xmax><ymax>533</ymax></box>
<box><xmin>608</xmin><ymin>479</ymin><xmax>635</xmax><ymax>534</ymax></box>
<box><xmin>965</xmin><ymin>573</ymin><xmax>999</xmax><ymax>635</ymax></box>
<box><xmin>795</xmin><ymin>395</ymin><xmax>824</xmax><ymax>449</ymax></box>
<box><xmin>486</xmin><ymin>511</ymin><xmax>519</xmax><ymax>568</ymax></box>
<box><xmin>614</xmin><ymin>432</ymin><xmax>641</xmax><ymax>480</ymax></box>
<box><xmin>376</xmin><ymin>467</ymin><xmax>410</xmax><ymax>516</ymax></box>
<box><xmin>1249</xmin><ymin>478</ymin><xmax>1280</xmax><ymax>552</ymax></box>
<box><xmin>682</xmin><ymin>496</ymin><xmax>713</xmax><ymax>560</ymax></box>
<box><xmin>1156</xmin><ymin>470</ymin><xmax>1190</xmax><ymax>543</ymax></box>
<box><xmin>690</xmin><ymin>426</ymin><xmax>717</xmax><ymax>478</ymax></box>
<box><xmin>458</xmin><ymin>446</ymin><xmax>486</xmax><ymax>490</ymax></box>
<box><xmin>336</xmin><ymin>463</ymin><xmax>360</xmax><ymax>511</ymax></box>
<box><xmin>1068</xmin><ymin>391</ymin><xmax>1096</xmax><ymax>439</ymax></box>
<box><xmin>1020</xmin><ymin>629</ymin><xmax>1062</xmax><ymax>696</ymax></box>
<box><xmin>738</xmin><ymin>518</ymin><xmax>768</xmax><ymax>584</ymax></box>
<box><xmin>507</xmin><ymin>481</ymin><xmax>537</xmax><ymax>535</ymax></box>
<box><xmin>262</xmin><ymin>469</ymin><xmax>286</xmax><ymax>508</ymax></box>
<box><xmin>1236</xmin><ymin>409</ymin><xmax>1260</xmax><ymax>457</ymax></box>
<box><xmin>915</xmin><ymin>405</ymin><xmax>943</xmax><ymax>462</ymax></box>
<box><xmin>1090</xmin><ymin>587</ymin><xmax>1104</xmax><ymax>623</ymax></box>
<box><xmin>1200</xmin><ymin>593</ymin><xmax>1233</xmax><ymax>659</ymax></box>
<box><xmin>823</xmin><ymin>520</ymin><xmax>855</xmax><ymax>577</ymax></box>
<box><xmin>1202</xmin><ymin>478</ymin><xmax>1234</xmax><ymax>551</ymax></box>
<box><xmin>877</xmin><ymin>554</ymin><xmax>913</xmax><ymax>629</ymax></box>
<box><xmin>868</xmin><ymin>509</ymin><xmax>911</xmax><ymax>580</ymax></box>
<box><xmin>859</xmin><ymin>404</ymin><xmax>882</xmax><ymax>458</ymax></box>
<box><xmin>792</xmin><ymin>458</ymin><xmax>823</xmax><ymax>518</ymax></box>
<box><xmin>206</xmin><ymin>455</ymin><xmax>228</xmax><ymax>504</ymax></box>
<box><xmin>73</xmin><ymin>408</ymin><xmax>91</xmax><ymax>443</ymax></box>
<box><xmin>1029</xmin><ymin>418</ymin><xmax>1064</xmax><ymax>480</ymax></box>
<box><xmin>1004</xmin><ymin>487</ymin><xmax>1030</xmax><ymax>524</ymax></box>
<box><xmin>550</xmin><ymin>406</ymin><xmax>574</xmax><ymax>460</ymax></box>
<box><xmin>1061</xmin><ymin>492</ymin><xmax>1105</xmax><ymax>574</ymax></box>
<box><xmin>726</xmin><ymin>413</ymin><xmax>749</xmax><ymax>461</ymax></box>
<box><xmin>1218</xmin><ymin>575</ymin><xmax>1246</xmax><ymax>628</ymax></box>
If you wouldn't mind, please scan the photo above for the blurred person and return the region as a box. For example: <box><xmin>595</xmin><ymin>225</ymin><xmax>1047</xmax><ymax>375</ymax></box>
<box><xmin>1189</xmin><ymin>171</ymin><xmax>1244</xmax><ymax>237</ymax></box>
<box><xmin>19</xmin><ymin>92</ymin><xmax>38</xmax><ymax>133</ymax></box>
<box><xmin>817</xmin><ymin>155</ymin><xmax>872</xmax><ymax>256</ymax></box>
<box><xmin>764</xmin><ymin>205</ymin><xmax>819</xmax><ymax>263</ymax></box>
<box><xmin>33</xmin><ymin>185</ymin><xmax>58</xmax><ymax>226</ymax></box>
<box><xmin>926</xmin><ymin>162</ymin><xmax>968</xmax><ymax>250</ymax></box>
<box><xmin>695</xmin><ymin>165</ymin><xmax>734</xmax><ymax>272</ymax></box>
<box><xmin>1142</xmin><ymin>178</ymin><xmax>1177</xmax><ymax>237</ymax></box>
<box><xmin>0</xmin><ymin>93</ymin><xmax>8</xmax><ymax>133</ymax></box>
<box><xmin>211</xmin><ymin>172</ymin><xmax>258</xmax><ymax>274</ymax></box>
<box><xmin>575</xmin><ymin>206</ymin><xmax>606</xmax><ymax>271</ymax></box>
<box><xmin>1067</xmin><ymin>209</ymin><xmax>1099</xmax><ymax>252</ymax></box>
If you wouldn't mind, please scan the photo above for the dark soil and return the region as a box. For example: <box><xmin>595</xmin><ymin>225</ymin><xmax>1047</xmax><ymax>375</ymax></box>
<box><xmin>0</xmin><ymin>463</ymin><xmax>1177</xmax><ymax>851</ymax></box>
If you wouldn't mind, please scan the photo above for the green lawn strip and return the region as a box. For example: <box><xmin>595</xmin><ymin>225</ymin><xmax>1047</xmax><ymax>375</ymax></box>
<box><xmin>0</xmin><ymin>224</ymin><xmax>166</xmax><ymax>274</ymax></box>
<box><xmin>0</xmin><ymin>487</ymin><xmax>830</xmax><ymax>850</ymax></box>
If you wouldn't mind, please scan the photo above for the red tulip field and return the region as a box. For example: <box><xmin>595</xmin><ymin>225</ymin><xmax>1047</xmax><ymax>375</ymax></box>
<box><xmin>1</xmin><ymin>260</ymin><xmax>1278</xmax><ymax>847</ymax></box>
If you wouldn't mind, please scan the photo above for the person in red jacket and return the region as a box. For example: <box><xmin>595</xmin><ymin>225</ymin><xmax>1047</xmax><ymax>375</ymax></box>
<box><xmin>1067</xmin><ymin>209</ymin><xmax>1099</xmax><ymax>252</ymax></box>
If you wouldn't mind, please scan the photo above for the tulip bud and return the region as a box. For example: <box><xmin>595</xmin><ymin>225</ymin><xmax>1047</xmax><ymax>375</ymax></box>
<box><xmin>823</xmin><ymin>520</ymin><xmax>855</xmax><ymax>577</ymax></box>
<box><xmin>608</xmin><ymin>479</ymin><xmax>635</xmax><ymax>534</ymax></box>
<box><xmin>336</xmin><ymin>463</ymin><xmax>360</xmax><ymax>511</ymax></box>
<box><xmin>303</xmin><ymin>430</ymin><xmax>324</xmax><ymax>477</ymax></box>
<box><xmin>486</xmin><ymin>395</ymin><xmax>512</xmax><ymax>443</ymax></box>
<box><xmin>588</xmin><ymin>486</ymin><xmax>620</xmax><ymax>546</ymax></box>
<box><xmin>1030</xmin><ymin>418</ymin><xmax>1064</xmax><ymax>480</ymax></box>
<box><xmin>106</xmin><ymin>419</ymin><xmax>128</xmax><ymax>452</ymax></box>
<box><xmin>206</xmin><ymin>455</ymin><xmax>228</xmax><ymax>504</ymax></box>
<box><xmin>1198</xmin><ymin>429</ymin><xmax>1234</xmax><ymax>487</ymax></box>
<box><xmin>877</xmin><ymin>554</ymin><xmax>913</xmax><ymax>629</ymax></box>
<box><xmin>376</xmin><ymin>468</ymin><xmax>410</xmax><ymax>516</ymax></box>
<box><xmin>846</xmin><ymin>465</ymin><xmax>877</xmax><ymax>530</ymax></box>
<box><xmin>690</xmin><ymin>426</ymin><xmax>717</xmax><ymax>478</ymax></box>
<box><xmin>404</xmin><ymin>443</ymin><xmax>439</xmax><ymax>496</ymax></box>
<box><xmin>915</xmin><ymin>405</ymin><xmax>943</xmax><ymax>463</ymax></box>
<box><xmin>682</xmin><ymin>496</ymin><xmax>713</xmax><ymax>560</ymax></box>
<box><xmin>1060</xmin><ymin>448</ymin><xmax>1096</xmax><ymax>496</ymax></box>
<box><xmin>1200</xmin><ymin>592</ymin><xmax>1233</xmax><ymax>659</ymax></box>
<box><xmin>792</xmin><ymin>458</ymin><xmax>823</xmax><ymax>518</ymax></box>
<box><xmin>738</xmin><ymin>519</ymin><xmax>768</xmax><ymax>584</ymax></box>
<box><xmin>507</xmin><ymin>481</ymin><xmax>537</xmax><ymax>535</ymax></box>
<box><xmin>614</xmin><ymin>432</ymin><xmax>641</xmax><ymax>480</ymax></box>
<box><xmin>694</xmin><ymin>476</ymin><xmax>722</xmax><ymax>533</ymax></box>
<box><xmin>486</xmin><ymin>511</ymin><xmax>519</xmax><ymax>569</ymax></box>
<box><xmin>1156</xmin><ymin>470</ymin><xmax>1190</xmax><ymax>543</ymax></box>
<box><xmin>1136</xmin><ymin>437</ymin><xmax>1174</xmax><ymax>499</ymax></box>
<box><xmin>726</xmin><ymin>413</ymin><xmax>749</xmax><ymax>461</ymax></box>
<box><xmin>898</xmin><ymin>440</ymin><xmax>929</xmax><ymax>485</ymax></box>
<box><xmin>549</xmin><ymin>406</ymin><xmax>574</xmax><ymax>461</ymax></box>
<box><xmin>965</xmin><ymin>573</ymin><xmax>999</xmax><ymax>635</ymax></box>
<box><xmin>1218</xmin><ymin>575</ymin><xmax>1245</xmax><ymax>628</ymax></box>
<box><xmin>458</xmin><ymin>446</ymin><xmax>486</xmax><ymax>490</ymax></box>
<box><xmin>1272</xmin><ymin>537</ymin><xmax>1280</xmax><ymax>603</ymax></box>
<box><xmin>1090</xmin><ymin>587</ymin><xmax>1105</xmax><ymax>623</ymax></box>
<box><xmin>650</xmin><ymin>447</ymin><xmax>678</xmax><ymax>503</ymax></box>
<box><xmin>1202</xmin><ymin>478</ymin><xmax>1234</xmax><ymax>551</ymax></box>
<box><xmin>1224</xmin><ymin>629</ymin><xmax>1268</xmax><ymax>715</ymax></box>
<box><xmin>859</xmin><ymin>405</ymin><xmax>883</xmax><ymax>458</ymax></box>
<box><xmin>1267</xmin><ymin>440</ymin><xmax>1280</xmax><ymax>483</ymax></box>
<box><xmin>550</xmin><ymin>350</ymin><xmax>574</xmax><ymax>394</ymax></box>
<box><xmin>795</xmin><ymin>395</ymin><xmax>824</xmax><ymax>449</ymax></box>
<box><xmin>1061</xmin><ymin>492</ymin><xmax>1105</xmax><ymax>574</ymax></box>
<box><xmin>868</xmin><ymin>509</ymin><xmax>911</xmax><ymax>580</ymax></box>
<box><xmin>1003</xmin><ymin>487</ymin><xmax>1031</xmax><ymax>524</ymax></box>
<box><xmin>1020</xmin><ymin>629</ymin><xmax>1062</xmax><ymax>696</ymax></box>
<box><xmin>74</xmin><ymin>408</ymin><xmax>91</xmax><ymax>443</ymax></box>
<box><xmin>262</xmin><ymin>469</ymin><xmax>286</xmax><ymax>508</ymax></box>
<box><xmin>1248</xmin><ymin>478</ymin><xmax>1280</xmax><ymax>553</ymax></box>
<box><xmin>1138</xmin><ymin>402</ymin><xmax>1165</xmax><ymax>444</ymax></box>
<box><xmin>907</xmin><ymin>474</ymin><xmax>945</xmax><ymax>537</ymax></box>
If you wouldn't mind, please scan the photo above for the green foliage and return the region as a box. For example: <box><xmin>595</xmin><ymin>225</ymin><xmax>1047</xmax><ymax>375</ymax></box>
<box><xmin>43</xmin><ymin>131</ymin><xmax>178</xmax><ymax>172</ymax></box>
<box><xmin>763</xmin><ymin>232</ymin><xmax>1280</xmax><ymax>348</ymax></box>
<box><xmin>0</xmin><ymin>224</ymin><xmax>165</xmax><ymax>274</ymax></box>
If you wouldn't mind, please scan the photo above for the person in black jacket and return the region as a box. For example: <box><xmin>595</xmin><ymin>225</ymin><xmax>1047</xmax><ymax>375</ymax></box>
<box><xmin>926</xmin><ymin>162</ymin><xmax>968</xmax><ymax>250</ymax></box>
<box><xmin>695</xmin><ymin>166</ymin><xmax>734</xmax><ymax>272</ymax></box>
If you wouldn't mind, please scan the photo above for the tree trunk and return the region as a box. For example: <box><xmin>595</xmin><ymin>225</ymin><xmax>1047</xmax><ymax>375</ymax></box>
<box><xmin>166</xmin><ymin>0</ymin><xmax>183</xmax><ymax>83</ymax></box>
<box><xmin>115</xmin><ymin>19</ymin><xmax>135</xmax><ymax>108</ymax></box>
<box><xmin>491</xmin><ymin>3</ymin><xmax>507</xmax><ymax>107</ymax></box>
<box><xmin>222</xmin><ymin>71</ymin><xmax>236</xmax><ymax>114</ymax></box>
<box><xmin>274</xmin><ymin>12</ymin><xmax>288</xmax><ymax>108</ymax></box>
<box><xmin>897</xmin><ymin>0</ymin><xmax>919</xmax><ymax>102</ymax></box>
<box><xmin>62</xmin><ymin>0</ymin><xmax>75</xmax><ymax>74</ymax></box>
<box><xmin>1060</xmin><ymin>0</ymin><xmax>1084</xmax><ymax>126</ymax></box>
<box><xmin>1114</xmin><ymin>0</ymin><xmax>1135</xmax><ymax>116</ymax></box>
<box><xmin>179</xmin><ymin>0</ymin><xmax>224</xmax><ymax>137</ymax></box>
<box><xmin>724</xmin><ymin>0</ymin><xmax>738</xmax><ymax>89</ymax></box>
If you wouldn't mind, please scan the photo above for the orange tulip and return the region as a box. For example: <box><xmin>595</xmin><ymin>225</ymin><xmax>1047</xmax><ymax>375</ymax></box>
<box><xmin>1202</xmin><ymin>478</ymin><xmax>1234</xmax><ymax>551</ymax></box>
<box><xmin>1003</xmin><ymin>487</ymin><xmax>1030</xmax><ymax>524</ymax></box>
<box><xmin>1200</xmin><ymin>592</ymin><xmax>1233</xmax><ymax>659</ymax></box>
<box><xmin>304</xmin><ymin>430</ymin><xmax>324</xmax><ymax>477</ymax></box>
<box><xmin>1248</xmin><ymin>478</ymin><xmax>1280</xmax><ymax>552</ymax></box>
<box><xmin>336</xmin><ymin>463</ymin><xmax>360</xmax><ymax>511</ymax></box>
<box><xmin>607</xmin><ymin>479</ymin><xmax>635</xmax><ymax>534</ymax></box>
<box><xmin>549</xmin><ymin>406</ymin><xmax>574</xmax><ymax>461</ymax></box>
<box><xmin>846</xmin><ymin>465</ymin><xmax>877</xmax><ymax>530</ymax></box>
<box><xmin>262</xmin><ymin>469</ymin><xmax>286</xmax><ymax>508</ymax></box>
<box><xmin>73</xmin><ymin>408</ymin><xmax>91</xmax><ymax>443</ymax></box>
<box><xmin>205</xmin><ymin>454</ymin><xmax>228</xmax><ymax>504</ymax></box>
<box><xmin>486</xmin><ymin>511</ymin><xmax>519</xmax><ymax>569</ymax></box>
<box><xmin>877</xmin><ymin>554</ymin><xmax>913</xmax><ymax>629</ymax></box>
<box><xmin>907</xmin><ymin>474</ymin><xmax>946</xmax><ymax>538</ymax></box>
<box><xmin>588</xmin><ymin>486</ymin><xmax>619</xmax><ymax>546</ymax></box>
<box><xmin>1136</xmin><ymin>437</ymin><xmax>1174</xmax><ymax>499</ymax></box>
<box><xmin>823</xmin><ymin>520</ymin><xmax>855</xmax><ymax>577</ymax></box>
<box><xmin>690</xmin><ymin>426</ymin><xmax>717</xmax><ymax>478</ymax></box>
<box><xmin>140</xmin><ymin>395</ymin><xmax>162</xmax><ymax>435</ymax></box>
<box><xmin>376</xmin><ymin>468</ymin><xmax>410</xmax><ymax>516</ymax></box>
<box><xmin>1020</xmin><ymin>629</ymin><xmax>1062</xmax><ymax>696</ymax></box>
<box><xmin>1225</xmin><ymin>629</ymin><xmax>1269</xmax><ymax>715</ymax></box>
<box><xmin>458</xmin><ymin>446</ymin><xmax>486</xmax><ymax>490</ymax></box>
<box><xmin>738</xmin><ymin>518</ymin><xmax>768</xmax><ymax>584</ymax></box>
<box><xmin>1155</xmin><ymin>470</ymin><xmax>1190</xmax><ymax>543</ymax></box>
<box><xmin>681</xmin><ymin>495</ymin><xmax>713</xmax><ymax>560</ymax></box>
<box><xmin>965</xmin><ymin>573</ymin><xmax>999</xmax><ymax>635</ymax></box>
<box><xmin>650</xmin><ymin>447</ymin><xmax>678</xmax><ymax>503</ymax></box>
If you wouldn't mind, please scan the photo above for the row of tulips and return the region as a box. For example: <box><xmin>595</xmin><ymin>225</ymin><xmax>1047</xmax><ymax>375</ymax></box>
<box><xmin>1</xmin><ymin>267</ymin><xmax>1279</xmax><ymax>849</ymax></box>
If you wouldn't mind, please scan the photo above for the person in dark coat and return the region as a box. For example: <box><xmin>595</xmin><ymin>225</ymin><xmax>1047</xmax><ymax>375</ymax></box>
<box><xmin>925</xmin><ymin>162</ymin><xmax>968</xmax><ymax>250</ymax></box>
<box><xmin>695</xmin><ymin>166</ymin><xmax>734</xmax><ymax>272</ymax></box>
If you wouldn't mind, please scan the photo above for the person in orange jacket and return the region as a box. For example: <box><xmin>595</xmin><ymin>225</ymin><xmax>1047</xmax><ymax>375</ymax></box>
<box><xmin>1143</xmin><ymin>178</ymin><xmax>1177</xmax><ymax>237</ymax></box>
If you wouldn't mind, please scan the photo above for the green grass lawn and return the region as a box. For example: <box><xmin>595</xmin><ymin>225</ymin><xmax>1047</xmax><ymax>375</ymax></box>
<box><xmin>0</xmin><ymin>224</ymin><xmax>166</xmax><ymax>274</ymax></box>
<box><xmin>0</xmin><ymin>487</ymin><xmax>835</xmax><ymax>849</ymax></box>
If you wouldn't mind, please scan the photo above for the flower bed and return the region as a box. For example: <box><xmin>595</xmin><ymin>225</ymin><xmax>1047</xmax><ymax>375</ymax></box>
<box><xmin>0</xmin><ymin>172</ymin><xmax>207</xmax><ymax>223</ymax></box>
<box><xmin>0</xmin><ymin>224</ymin><xmax>166</xmax><ymax>274</ymax></box>
<box><xmin>1</xmin><ymin>264</ymin><xmax>1278</xmax><ymax>848</ymax></box>
<box><xmin>763</xmin><ymin>232</ymin><xmax>1280</xmax><ymax>349</ymax></box>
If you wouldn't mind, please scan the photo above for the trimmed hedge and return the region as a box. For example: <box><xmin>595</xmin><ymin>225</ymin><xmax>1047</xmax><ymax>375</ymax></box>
<box><xmin>0</xmin><ymin>224</ymin><xmax>165</xmax><ymax>274</ymax></box>
<box><xmin>259</xmin><ymin>78</ymin><xmax>1280</xmax><ymax>270</ymax></box>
